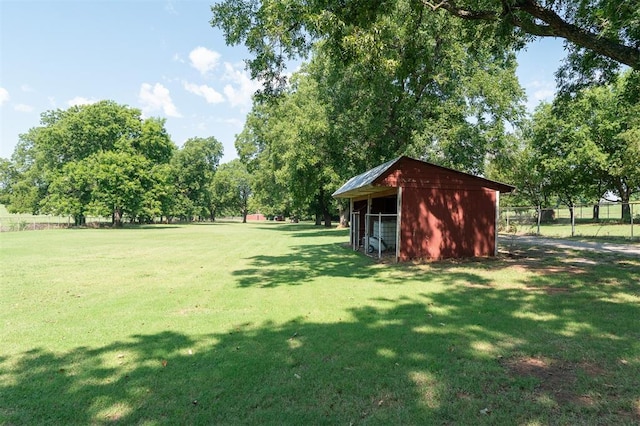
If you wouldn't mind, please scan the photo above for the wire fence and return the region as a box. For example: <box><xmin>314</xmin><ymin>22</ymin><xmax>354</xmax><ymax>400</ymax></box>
<box><xmin>3</xmin><ymin>202</ymin><xmax>639</xmax><ymax>241</ymax></box>
<box><xmin>499</xmin><ymin>202</ymin><xmax>639</xmax><ymax>239</ymax></box>
<box><xmin>0</xmin><ymin>215</ymin><xmax>111</xmax><ymax>232</ymax></box>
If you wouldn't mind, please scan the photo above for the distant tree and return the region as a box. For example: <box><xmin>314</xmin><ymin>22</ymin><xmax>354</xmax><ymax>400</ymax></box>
<box><xmin>211</xmin><ymin>160</ymin><xmax>252</xmax><ymax>222</ymax></box>
<box><xmin>504</xmin><ymin>71</ymin><xmax>640</xmax><ymax>223</ymax></box>
<box><xmin>4</xmin><ymin>101</ymin><xmax>176</xmax><ymax>225</ymax></box>
<box><xmin>235</xmin><ymin>116</ymin><xmax>290</xmax><ymax>219</ymax></box>
<box><xmin>43</xmin><ymin>159</ymin><xmax>93</xmax><ymax>225</ymax></box>
<box><xmin>0</xmin><ymin>158</ymin><xmax>16</xmax><ymax>206</ymax></box>
<box><xmin>170</xmin><ymin>136</ymin><xmax>224</xmax><ymax>220</ymax></box>
<box><xmin>529</xmin><ymin>103</ymin><xmax>606</xmax><ymax>225</ymax></box>
<box><xmin>555</xmin><ymin>71</ymin><xmax>640</xmax><ymax>221</ymax></box>
<box><xmin>487</xmin><ymin>131</ymin><xmax>554</xmax><ymax>210</ymax></box>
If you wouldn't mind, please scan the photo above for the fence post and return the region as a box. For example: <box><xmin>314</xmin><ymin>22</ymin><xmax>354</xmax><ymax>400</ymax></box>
<box><xmin>505</xmin><ymin>208</ymin><xmax>509</xmax><ymax>230</ymax></box>
<box><xmin>378</xmin><ymin>213</ymin><xmax>382</xmax><ymax>258</ymax></box>
<box><xmin>631</xmin><ymin>203</ymin><xmax>634</xmax><ymax>239</ymax></box>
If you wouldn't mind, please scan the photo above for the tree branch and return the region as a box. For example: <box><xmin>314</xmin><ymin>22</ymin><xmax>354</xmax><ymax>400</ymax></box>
<box><xmin>421</xmin><ymin>0</ymin><xmax>640</xmax><ymax>69</ymax></box>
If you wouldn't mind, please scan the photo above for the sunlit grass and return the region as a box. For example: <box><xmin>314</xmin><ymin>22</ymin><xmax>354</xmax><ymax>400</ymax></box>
<box><xmin>1</xmin><ymin>222</ymin><xmax>639</xmax><ymax>424</ymax></box>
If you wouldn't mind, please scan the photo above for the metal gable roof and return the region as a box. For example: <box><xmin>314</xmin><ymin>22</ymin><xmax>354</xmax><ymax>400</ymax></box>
<box><xmin>332</xmin><ymin>156</ymin><xmax>515</xmax><ymax>199</ymax></box>
<box><xmin>332</xmin><ymin>157</ymin><xmax>401</xmax><ymax>198</ymax></box>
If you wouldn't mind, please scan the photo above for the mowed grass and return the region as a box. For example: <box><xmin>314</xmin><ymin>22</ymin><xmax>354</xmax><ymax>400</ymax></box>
<box><xmin>1</xmin><ymin>223</ymin><xmax>639</xmax><ymax>425</ymax></box>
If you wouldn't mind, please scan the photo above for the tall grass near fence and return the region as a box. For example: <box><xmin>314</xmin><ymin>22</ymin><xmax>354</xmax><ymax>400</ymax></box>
<box><xmin>1</xmin><ymin>223</ymin><xmax>639</xmax><ymax>424</ymax></box>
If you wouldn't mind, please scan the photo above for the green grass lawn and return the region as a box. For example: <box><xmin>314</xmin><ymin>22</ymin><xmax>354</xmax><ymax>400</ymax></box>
<box><xmin>1</xmin><ymin>222</ymin><xmax>639</xmax><ymax>424</ymax></box>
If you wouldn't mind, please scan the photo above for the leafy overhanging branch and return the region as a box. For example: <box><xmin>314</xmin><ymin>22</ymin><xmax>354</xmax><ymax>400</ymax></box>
<box><xmin>422</xmin><ymin>0</ymin><xmax>640</xmax><ymax>69</ymax></box>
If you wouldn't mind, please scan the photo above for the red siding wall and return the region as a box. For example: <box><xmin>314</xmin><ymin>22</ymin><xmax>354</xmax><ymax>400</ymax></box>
<box><xmin>399</xmin><ymin>187</ymin><xmax>496</xmax><ymax>260</ymax></box>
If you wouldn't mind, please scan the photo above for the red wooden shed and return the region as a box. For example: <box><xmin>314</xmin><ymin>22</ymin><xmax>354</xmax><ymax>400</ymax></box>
<box><xmin>332</xmin><ymin>156</ymin><xmax>514</xmax><ymax>261</ymax></box>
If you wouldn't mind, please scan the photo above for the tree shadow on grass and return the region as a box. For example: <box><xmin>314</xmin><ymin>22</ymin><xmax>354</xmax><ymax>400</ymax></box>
<box><xmin>233</xmin><ymin>242</ymin><xmax>377</xmax><ymax>287</ymax></box>
<box><xmin>253</xmin><ymin>223</ymin><xmax>344</xmax><ymax>238</ymax></box>
<box><xmin>2</xmin><ymin>246</ymin><xmax>638</xmax><ymax>424</ymax></box>
<box><xmin>2</xmin><ymin>283</ymin><xmax>638</xmax><ymax>424</ymax></box>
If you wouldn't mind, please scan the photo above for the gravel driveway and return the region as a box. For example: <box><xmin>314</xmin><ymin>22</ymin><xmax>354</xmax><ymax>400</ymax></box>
<box><xmin>499</xmin><ymin>234</ymin><xmax>640</xmax><ymax>258</ymax></box>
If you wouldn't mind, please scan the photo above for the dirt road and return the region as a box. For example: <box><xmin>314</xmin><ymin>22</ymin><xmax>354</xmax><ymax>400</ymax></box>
<box><xmin>499</xmin><ymin>234</ymin><xmax>640</xmax><ymax>258</ymax></box>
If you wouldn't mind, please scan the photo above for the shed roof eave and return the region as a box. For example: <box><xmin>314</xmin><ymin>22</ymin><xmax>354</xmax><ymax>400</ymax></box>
<box><xmin>332</xmin><ymin>184</ymin><xmax>392</xmax><ymax>199</ymax></box>
<box><xmin>331</xmin><ymin>157</ymin><xmax>401</xmax><ymax>198</ymax></box>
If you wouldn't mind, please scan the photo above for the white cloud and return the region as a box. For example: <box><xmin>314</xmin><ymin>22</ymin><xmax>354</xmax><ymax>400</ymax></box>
<box><xmin>219</xmin><ymin>117</ymin><xmax>244</xmax><ymax>127</ymax></box>
<box><xmin>529</xmin><ymin>80</ymin><xmax>555</xmax><ymax>101</ymax></box>
<box><xmin>20</xmin><ymin>84</ymin><xmax>35</xmax><ymax>92</ymax></box>
<box><xmin>183</xmin><ymin>81</ymin><xmax>224</xmax><ymax>104</ymax></box>
<box><xmin>222</xmin><ymin>62</ymin><xmax>261</xmax><ymax>109</ymax></box>
<box><xmin>172</xmin><ymin>53</ymin><xmax>185</xmax><ymax>63</ymax></box>
<box><xmin>138</xmin><ymin>83</ymin><xmax>181</xmax><ymax>118</ymax></box>
<box><xmin>0</xmin><ymin>87</ymin><xmax>9</xmax><ymax>106</ymax></box>
<box><xmin>524</xmin><ymin>80</ymin><xmax>556</xmax><ymax>111</ymax></box>
<box><xmin>14</xmin><ymin>103</ymin><xmax>34</xmax><ymax>113</ymax></box>
<box><xmin>164</xmin><ymin>1</ymin><xmax>177</xmax><ymax>14</ymax></box>
<box><xmin>189</xmin><ymin>47</ymin><xmax>221</xmax><ymax>75</ymax></box>
<box><xmin>67</xmin><ymin>96</ymin><xmax>98</xmax><ymax>107</ymax></box>
<box><xmin>533</xmin><ymin>88</ymin><xmax>555</xmax><ymax>102</ymax></box>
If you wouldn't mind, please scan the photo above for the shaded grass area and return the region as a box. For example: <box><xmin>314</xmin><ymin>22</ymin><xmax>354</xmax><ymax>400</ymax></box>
<box><xmin>1</xmin><ymin>223</ymin><xmax>639</xmax><ymax>424</ymax></box>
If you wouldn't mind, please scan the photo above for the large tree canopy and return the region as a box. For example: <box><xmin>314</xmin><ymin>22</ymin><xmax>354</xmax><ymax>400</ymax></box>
<box><xmin>229</xmin><ymin>0</ymin><xmax>525</xmax><ymax>225</ymax></box>
<box><xmin>3</xmin><ymin>102</ymin><xmax>230</xmax><ymax>225</ymax></box>
<box><xmin>497</xmin><ymin>70</ymin><xmax>640</xmax><ymax>221</ymax></box>
<box><xmin>211</xmin><ymin>159</ymin><xmax>253</xmax><ymax>222</ymax></box>
<box><xmin>423</xmin><ymin>1</ymin><xmax>640</xmax><ymax>70</ymax></box>
<box><xmin>4</xmin><ymin>101</ymin><xmax>182</xmax><ymax>225</ymax></box>
<box><xmin>170</xmin><ymin>136</ymin><xmax>224</xmax><ymax>220</ymax></box>
<box><xmin>211</xmin><ymin>0</ymin><xmax>640</xmax><ymax>94</ymax></box>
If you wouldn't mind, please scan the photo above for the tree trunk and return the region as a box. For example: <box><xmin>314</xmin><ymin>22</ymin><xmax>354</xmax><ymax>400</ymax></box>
<box><xmin>315</xmin><ymin>213</ymin><xmax>321</xmax><ymax>226</ymax></box>
<box><xmin>569</xmin><ymin>204</ymin><xmax>575</xmax><ymax>237</ymax></box>
<box><xmin>242</xmin><ymin>209</ymin><xmax>247</xmax><ymax>223</ymax></box>
<box><xmin>338</xmin><ymin>203</ymin><xmax>349</xmax><ymax>228</ymax></box>
<box><xmin>622</xmin><ymin>203</ymin><xmax>631</xmax><ymax>223</ymax></box>
<box><xmin>74</xmin><ymin>214</ymin><xmax>86</xmax><ymax>226</ymax></box>
<box><xmin>619</xmin><ymin>186</ymin><xmax>632</xmax><ymax>223</ymax></box>
<box><xmin>592</xmin><ymin>204</ymin><xmax>600</xmax><ymax>221</ymax></box>
<box><xmin>113</xmin><ymin>207</ymin><xmax>123</xmax><ymax>227</ymax></box>
<box><xmin>323</xmin><ymin>210</ymin><xmax>332</xmax><ymax>227</ymax></box>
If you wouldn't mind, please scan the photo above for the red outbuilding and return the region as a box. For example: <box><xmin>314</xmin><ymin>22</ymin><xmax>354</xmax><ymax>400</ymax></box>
<box><xmin>332</xmin><ymin>156</ymin><xmax>514</xmax><ymax>261</ymax></box>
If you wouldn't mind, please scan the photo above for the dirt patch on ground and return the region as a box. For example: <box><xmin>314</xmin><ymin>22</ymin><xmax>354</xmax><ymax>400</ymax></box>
<box><xmin>501</xmin><ymin>356</ymin><xmax>603</xmax><ymax>406</ymax></box>
<box><xmin>500</xmin><ymin>250</ymin><xmax>591</xmax><ymax>275</ymax></box>
<box><xmin>522</xmin><ymin>286</ymin><xmax>572</xmax><ymax>295</ymax></box>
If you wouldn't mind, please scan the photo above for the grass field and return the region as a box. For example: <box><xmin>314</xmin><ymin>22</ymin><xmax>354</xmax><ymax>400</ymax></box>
<box><xmin>1</xmin><ymin>222</ymin><xmax>639</xmax><ymax>424</ymax></box>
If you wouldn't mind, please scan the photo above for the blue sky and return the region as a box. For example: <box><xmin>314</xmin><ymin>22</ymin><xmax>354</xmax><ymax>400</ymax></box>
<box><xmin>0</xmin><ymin>0</ymin><xmax>566</xmax><ymax>163</ymax></box>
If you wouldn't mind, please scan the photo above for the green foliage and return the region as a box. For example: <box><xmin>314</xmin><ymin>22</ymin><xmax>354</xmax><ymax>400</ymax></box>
<box><xmin>212</xmin><ymin>0</ymin><xmax>640</xmax><ymax>99</ymax></box>
<box><xmin>2</xmin><ymin>101</ymin><xmax>185</xmax><ymax>224</ymax></box>
<box><xmin>500</xmin><ymin>70</ymin><xmax>640</xmax><ymax>221</ymax></box>
<box><xmin>231</xmin><ymin>1</ymin><xmax>524</xmax><ymax>222</ymax></box>
<box><xmin>0</xmin><ymin>158</ymin><xmax>16</xmax><ymax>206</ymax></box>
<box><xmin>170</xmin><ymin>136</ymin><xmax>224</xmax><ymax>220</ymax></box>
<box><xmin>211</xmin><ymin>159</ymin><xmax>252</xmax><ymax>221</ymax></box>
